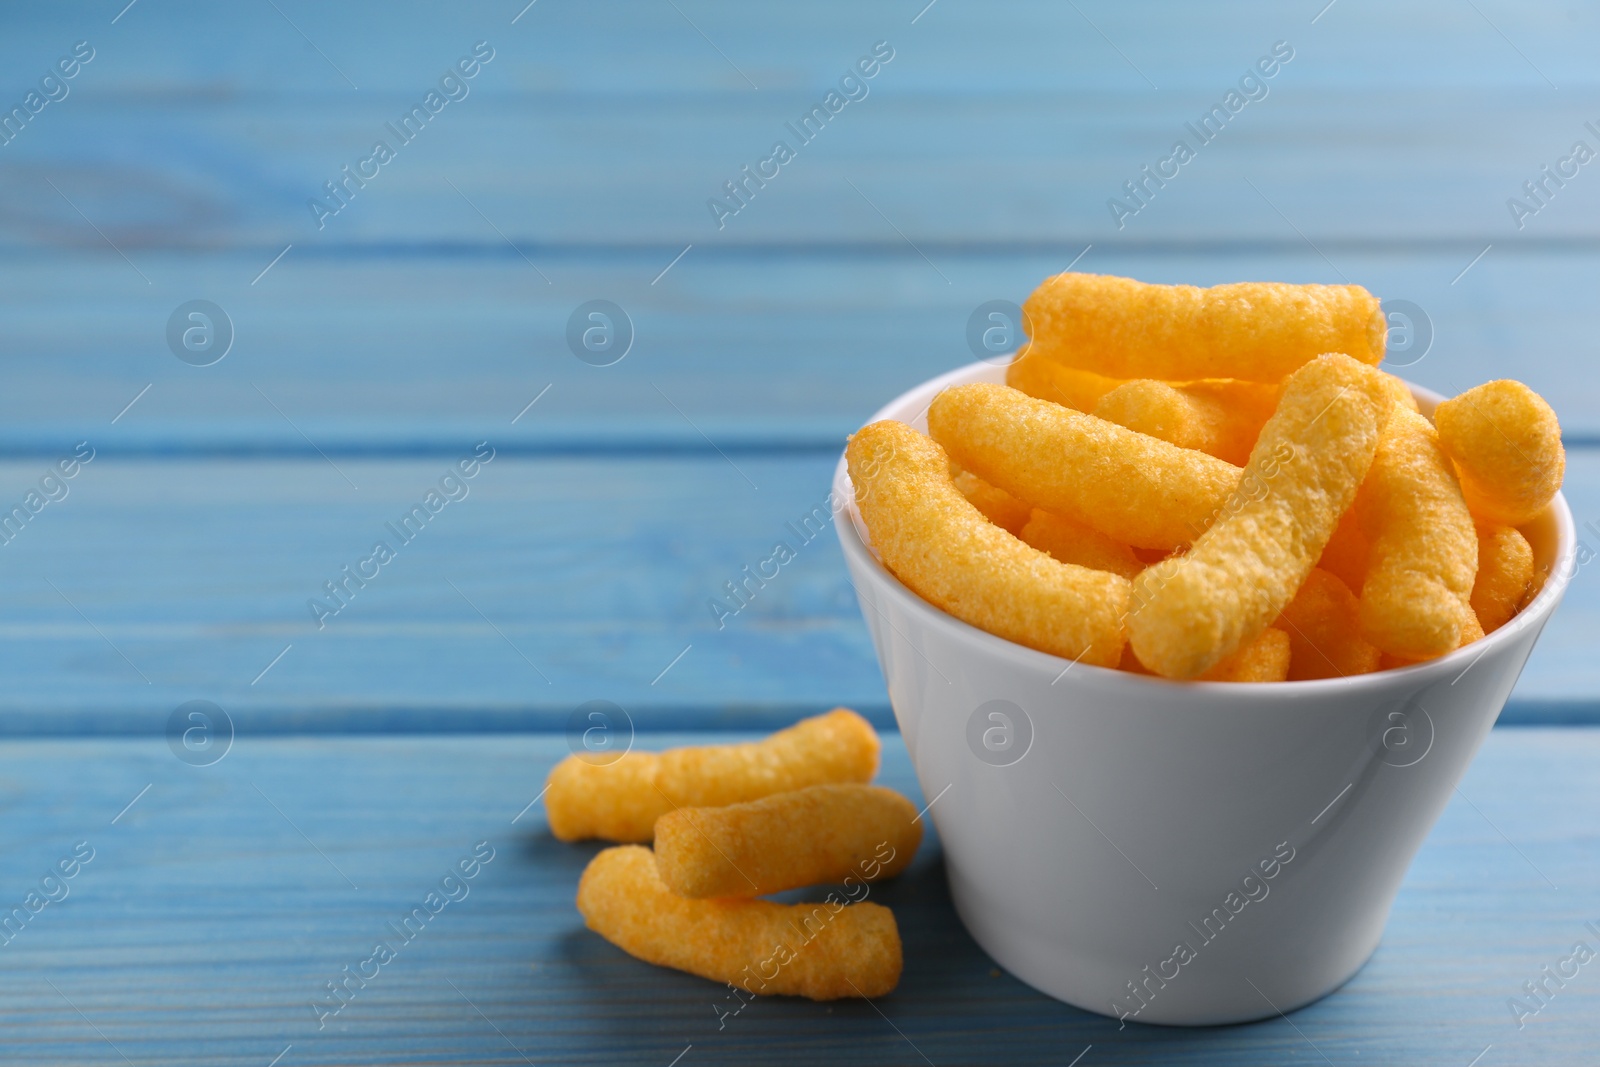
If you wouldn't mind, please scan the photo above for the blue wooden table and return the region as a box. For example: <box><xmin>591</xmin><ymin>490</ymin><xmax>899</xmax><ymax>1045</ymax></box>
<box><xmin>2</xmin><ymin>1</ymin><xmax>1598</xmax><ymax>1062</ymax></box>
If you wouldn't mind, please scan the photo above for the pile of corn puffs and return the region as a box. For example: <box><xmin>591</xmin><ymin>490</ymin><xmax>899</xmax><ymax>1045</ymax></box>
<box><xmin>848</xmin><ymin>272</ymin><xmax>1564</xmax><ymax>681</ymax></box>
<box><xmin>550</xmin><ymin>709</ymin><xmax>920</xmax><ymax>1000</ymax></box>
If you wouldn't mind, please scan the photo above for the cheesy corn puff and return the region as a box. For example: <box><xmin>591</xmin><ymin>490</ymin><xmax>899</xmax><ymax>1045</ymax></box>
<box><xmin>1198</xmin><ymin>627</ymin><xmax>1291</xmax><ymax>682</ymax></box>
<box><xmin>545</xmin><ymin>709</ymin><xmax>879</xmax><ymax>843</ymax></box>
<box><xmin>1316</xmin><ymin>506</ymin><xmax>1371</xmax><ymax>594</ymax></box>
<box><xmin>578</xmin><ymin>846</ymin><xmax>902</xmax><ymax>1000</ymax></box>
<box><xmin>1358</xmin><ymin>406</ymin><xmax>1478</xmax><ymax>660</ymax></box>
<box><xmin>951</xmin><ymin>466</ymin><xmax>1032</xmax><ymax>535</ymax></box>
<box><xmin>654</xmin><ymin>784</ymin><xmax>921</xmax><ymax>899</ymax></box>
<box><xmin>1092</xmin><ymin>378</ymin><xmax>1280</xmax><ymax>466</ymax></box>
<box><xmin>928</xmin><ymin>382</ymin><xmax>1241</xmax><ymax>550</ymax></box>
<box><xmin>1275</xmin><ymin>568</ymin><xmax>1380</xmax><ymax>680</ymax></box>
<box><xmin>1435</xmin><ymin>380</ymin><xmax>1564</xmax><ymax>525</ymax></box>
<box><xmin>1128</xmin><ymin>354</ymin><xmax>1393</xmax><ymax>679</ymax></box>
<box><xmin>1018</xmin><ymin>508</ymin><xmax>1144</xmax><ymax>579</ymax></box>
<box><xmin>1379</xmin><ymin>606</ymin><xmax>1487</xmax><ymax>669</ymax></box>
<box><xmin>1005</xmin><ymin>350</ymin><xmax>1122</xmax><ymax>411</ymax></box>
<box><xmin>1022</xmin><ymin>273</ymin><xmax>1386</xmax><ymax>383</ymax></box>
<box><xmin>1471</xmin><ymin>523</ymin><xmax>1535</xmax><ymax>633</ymax></box>
<box><xmin>848</xmin><ymin>419</ymin><xmax>1130</xmax><ymax>666</ymax></box>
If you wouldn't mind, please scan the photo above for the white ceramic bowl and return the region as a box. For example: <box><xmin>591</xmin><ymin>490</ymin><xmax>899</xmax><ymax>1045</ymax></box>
<box><xmin>834</xmin><ymin>359</ymin><xmax>1574</xmax><ymax>1026</ymax></box>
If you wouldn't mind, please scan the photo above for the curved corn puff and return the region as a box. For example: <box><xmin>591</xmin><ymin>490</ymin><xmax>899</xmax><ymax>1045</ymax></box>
<box><xmin>1006</xmin><ymin>350</ymin><xmax>1122</xmax><ymax>411</ymax></box>
<box><xmin>1118</xmin><ymin>643</ymin><xmax>1153</xmax><ymax>674</ymax></box>
<box><xmin>928</xmin><ymin>382</ymin><xmax>1241</xmax><ymax>550</ymax></box>
<box><xmin>656</xmin><ymin>708</ymin><xmax>880</xmax><ymax>809</ymax></box>
<box><xmin>578</xmin><ymin>846</ymin><xmax>902</xmax><ymax>1000</ymax></box>
<box><xmin>1471</xmin><ymin>523</ymin><xmax>1534</xmax><ymax>633</ymax></box>
<box><xmin>1128</xmin><ymin>354</ymin><xmax>1394</xmax><ymax>679</ymax></box>
<box><xmin>1435</xmin><ymin>380</ymin><xmax>1565</xmax><ymax>525</ymax></box>
<box><xmin>1184</xmin><ymin>378</ymin><xmax>1281</xmax><ymax>451</ymax></box>
<box><xmin>1198</xmin><ymin>627</ymin><xmax>1290</xmax><ymax>682</ymax></box>
<box><xmin>1092</xmin><ymin>379</ymin><xmax>1279</xmax><ymax>466</ymax></box>
<box><xmin>545</xmin><ymin>751</ymin><xmax>664</xmax><ymax>845</ymax></box>
<box><xmin>1380</xmin><ymin>371</ymin><xmax>1421</xmax><ymax>413</ymax></box>
<box><xmin>1380</xmin><ymin>606</ymin><xmax>1486</xmax><ymax>669</ymax></box>
<box><xmin>1275</xmin><ymin>568</ymin><xmax>1379</xmax><ymax>680</ymax></box>
<box><xmin>951</xmin><ymin>466</ymin><xmax>1031</xmax><ymax>535</ymax></box>
<box><xmin>1358</xmin><ymin>406</ymin><xmax>1478</xmax><ymax>659</ymax></box>
<box><xmin>848</xmin><ymin>419</ymin><xmax>1130</xmax><ymax>665</ymax></box>
<box><xmin>1316</xmin><ymin>506</ymin><xmax>1370</xmax><ymax>594</ymax></box>
<box><xmin>1018</xmin><ymin>508</ymin><xmax>1144</xmax><ymax>579</ymax></box>
<box><xmin>1091</xmin><ymin>381</ymin><xmax>1230</xmax><ymax>463</ymax></box>
<box><xmin>1120</xmin><ymin>627</ymin><xmax>1289</xmax><ymax>680</ymax></box>
<box><xmin>1022</xmin><ymin>273</ymin><xmax>1386</xmax><ymax>383</ymax></box>
<box><xmin>545</xmin><ymin>708</ymin><xmax>879</xmax><ymax>842</ymax></box>
<box><xmin>654</xmin><ymin>784</ymin><xmax>921</xmax><ymax>899</ymax></box>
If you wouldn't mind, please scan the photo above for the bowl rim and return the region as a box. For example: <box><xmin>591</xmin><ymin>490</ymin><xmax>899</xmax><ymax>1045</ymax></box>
<box><xmin>832</xmin><ymin>357</ymin><xmax>1578</xmax><ymax>692</ymax></box>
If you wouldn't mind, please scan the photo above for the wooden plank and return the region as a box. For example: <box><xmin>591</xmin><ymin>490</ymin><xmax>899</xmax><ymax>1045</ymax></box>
<box><xmin>5</xmin><ymin>88</ymin><xmax>1598</xmax><ymax>249</ymax></box>
<box><xmin>0</xmin><ymin>451</ymin><xmax>1594</xmax><ymax>733</ymax></box>
<box><xmin>4</xmin><ymin>0</ymin><xmax>1593</xmax><ymax>98</ymax></box>
<box><xmin>2</xmin><ymin>6</ymin><xmax>1596</xmax><ymax>443</ymax></box>
<box><xmin>0</xmin><ymin>729</ymin><xmax>1594</xmax><ymax>1064</ymax></box>
<box><xmin>0</xmin><ymin>455</ymin><xmax>882</xmax><ymax>731</ymax></box>
<box><xmin>2</xmin><ymin>0</ymin><xmax>1597</xmax><ymax>250</ymax></box>
<box><xmin>6</xmin><ymin>247</ymin><xmax>1600</xmax><ymax>447</ymax></box>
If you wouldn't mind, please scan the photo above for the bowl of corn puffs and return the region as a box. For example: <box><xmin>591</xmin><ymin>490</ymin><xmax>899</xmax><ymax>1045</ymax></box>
<box><xmin>835</xmin><ymin>272</ymin><xmax>1574</xmax><ymax>1025</ymax></box>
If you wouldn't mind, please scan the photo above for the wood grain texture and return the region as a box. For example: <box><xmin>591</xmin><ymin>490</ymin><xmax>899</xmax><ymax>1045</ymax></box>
<box><xmin>3</xmin><ymin>0</ymin><xmax>1594</xmax><ymax>97</ymax></box>
<box><xmin>0</xmin><ymin>0</ymin><xmax>1596</xmax><ymax>247</ymax></box>
<box><xmin>0</xmin><ymin>730</ymin><xmax>1593</xmax><ymax>1066</ymax></box>
<box><xmin>0</xmin><ymin>8</ymin><xmax>1598</xmax><ymax>447</ymax></box>
<box><xmin>5</xmin><ymin>248</ymin><xmax>1600</xmax><ymax>447</ymax></box>
<box><xmin>0</xmin><ymin>455</ymin><xmax>877</xmax><ymax>731</ymax></box>
<box><xmin>0</xmin><ymin>451</ymin><xmax>1591</xmax><ymax>733</ymax></box>
<box><xmin>8</xmin><ymin>90</ymin><xmax>1600</xmax><ymax>248</ymax></box>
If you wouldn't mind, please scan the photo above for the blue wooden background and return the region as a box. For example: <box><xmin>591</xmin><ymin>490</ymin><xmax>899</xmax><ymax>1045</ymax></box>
<box><xmin>1</xmin><ymin>0</ymin><xmax>1598</xmax><ymax>1063</ymax></box>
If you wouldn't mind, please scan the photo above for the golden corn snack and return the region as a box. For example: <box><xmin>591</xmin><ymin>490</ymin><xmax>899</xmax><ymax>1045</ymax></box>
<box><xmin>1358</xmin><ymin>406</ymin><xmax>1479</xmax><ymax>660</ymax></box>
<box><xmin>928</xmin><ymin>382</ymin><xmax>1241</xmax><ymax>550</ymax></box>
<box><xmin>1379</xmin><ymin>606</ymin><xmax>1486</xmax><ymax>670</ymax></box>
<box><xmin>656</xmin><ymin>708</ymin><xmax>881</xmax><ymax>809</ymax></box>
<box><xmin>1275</xmin><ymin>568</ymin><xmax>1380</xmax><ymax>680</ymax></box>
<box><xmin>1006</xmin><ymin>350</ymin><xmax>1122</xmax><ymax>411</ymax></box>
<box><xmin>848</xmin><ymin>420</ymin><xmax>1130</xmax><ymax>666</ymax></box>
<box><xmin>1376</xmin><ymin>650</ymin><xmax>1411</xmax><ymax>671</ymax></box>
<box><xmin>1092</xmin><ymin>379</ymin><xmax>1278</xmax><ymax>466</ymax></box>
<box><xmin>545</xmin><ymin>708</ymin><xmax>879</xmax><ymax>843</ymax></box>
<box><xmin>578</xmin><ymin>846</ymin><xmax>902</xmax><ymax>1000</ymax></box>
<box><xmin>1316</xmin><ymin>506</ymin><xmax>1370</xmax><ymax>594</ymax></box>
<box><xmin>1434</xmin><ymin>380</ymin><xmax>1565</xmax><ymax>525</ymax></box>
<box><xmin>951</xmin><ymin>466</ymin><xmax>1032</xmax><ymax>535</ymax></box>
<box><xmin>1471</xmin><ymin>523</ymin><xmax>1535</xmax><ymax>633</ymax></box>
<box><xmin>1183</xmin><ymin>378</ymin><xmax>1284</xmax><ymax>416</ymax></box>
<box><xmin>1091</xmin><ymin>380</ymin><xmax>1230</xmax><ymax>461</ymax></box>
<box><xmin>1022</xmin><ymin>273</ymin><xmax>1386</xmax><ymax>383</ymax></box>
<box><xmin>653</xmin><ymin>784</ymin><xmax>921</xmax><ymax>899</ymax></box>
<box><xmin>1198</xmin><ymin>627</ymin><xmax>1291</xmax><ymax>682</ymax></box>
<box><xmin>1120</xmin><ymin>627</ymin><xmax>1289</xmax><ymax>680</ymax></box>
<box><xmin>1380</xmin><ymin>371</ymin><xmax>1421</xmax><ymax>413</ymax></box>
<box><xmin>1128</xmin><ymin>354</ymin><xmax>1394</xmax><ymax>679</ymax></box>
<box><xmin>1018</xmin><ymin>508</ymin><xmax>1144</xmax><ymax>579</ymax></box>
<box><xmin>545</xmin><ymin>751</ymin><xmax>663</xmax><ymax>844</ymax></box>
<box><xmin>1118</xmin><ymin>644</ymin><xmax>1153</xmax><ymax>674</ymax></box>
